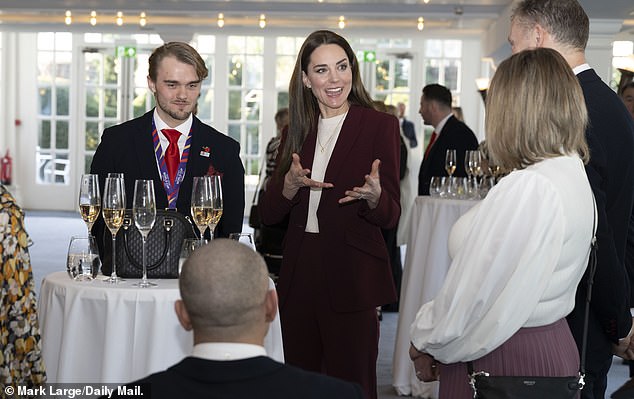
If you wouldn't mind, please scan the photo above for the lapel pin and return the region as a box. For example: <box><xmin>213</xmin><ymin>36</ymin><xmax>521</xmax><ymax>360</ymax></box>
<box><xmin>200</xmin><ymin>146</ymin><xmax>211</xmax><ymax>158</ymax></box>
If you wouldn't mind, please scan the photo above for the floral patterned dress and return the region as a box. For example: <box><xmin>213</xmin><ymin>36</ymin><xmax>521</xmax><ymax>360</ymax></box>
<box><xmin>0</xmin><ymin>185</ymin><xmax>46</xmax><ymax>389</ymax></box>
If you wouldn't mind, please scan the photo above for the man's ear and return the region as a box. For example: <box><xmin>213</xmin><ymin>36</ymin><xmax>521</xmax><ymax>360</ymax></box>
<box><xmin>147</xmin><ymin>76</ymin><xmax>156</xmax><ymax>94</ymax></box>
<box><xmin>264</xmin><ymin>290</ymin><xmax>278</xmax><ymax>323</ymax></box>
<box><xmin>534</xmin><ymin>24</ymin><xmax>546</xmax><ymax>48</ymax></box>
<box><xmin>175</xmin><ymin>299</ymin><xmax>193</xmax><ymax>331</ymax></box>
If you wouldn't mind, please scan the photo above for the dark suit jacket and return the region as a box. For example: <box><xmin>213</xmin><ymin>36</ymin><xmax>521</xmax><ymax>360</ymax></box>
<box><xmin>260</xmin><ymin>105</ymin><xmax>400</xmax><ymax>312</ymax></box>
<box><xmin>417</xmin><ymin>115</ymin><xmax>479</xmax><ymax>195</ymax></box>
<box><xmin>90</xmin><ymin>110</ymin><xmax>245</xmax><ymax>253</ymax></box>
<box><xmin>401</xmin><ymin>118</ymin><xmax>417</xmax><ymax>148</ymax></box>
<box><xmin>566</xmin><ymin>69</ymin><xmax>634</xmax><ymax>368</ymax></box>
<box><xmin>105</xmin><ymin>356</ymin><xmax>364</xmax><ymax>399</ymax></box>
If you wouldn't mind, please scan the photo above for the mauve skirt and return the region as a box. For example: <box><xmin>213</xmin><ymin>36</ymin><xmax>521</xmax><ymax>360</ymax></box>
<box><xmin>439</xmin><ymin>318</ymin><xmax>580</xmax><ymax>399</ymax></box>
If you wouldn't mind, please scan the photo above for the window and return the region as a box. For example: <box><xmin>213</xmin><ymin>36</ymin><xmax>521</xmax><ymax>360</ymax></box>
<box><xmin>227</xmin><ymin>36</ymin><xmax>263</xmax><ymax>178</ymax></box>
<box><xmin>36</xmin><ymin>32</ymin><xmax>73</xmax><ymax>184</ymax></box>
<box><xmin>193</xmin><ymin>35</ymin><xmax>216</xmax><ymax>122</ymax></box>
<box><xmin>275</xmin><ymin>37</ymin><xmax>304</xmax><ymax>109</ymax></box>
<box><xmin>424</xmin><ymin>39</ymin><xmax>462</xmax><ymax>98</ymax></box>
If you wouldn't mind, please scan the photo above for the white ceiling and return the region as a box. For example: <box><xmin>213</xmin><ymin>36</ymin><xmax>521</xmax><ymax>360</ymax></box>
<box><xmin>0</xmin><ymin>0</ymin><xmax>632</xmax><ymax>39</ymax></box>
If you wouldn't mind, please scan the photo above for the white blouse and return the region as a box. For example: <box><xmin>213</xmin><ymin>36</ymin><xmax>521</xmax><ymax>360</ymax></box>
<box><xmin>410</xmin><ymin>155</ymin><xmax>594</xmax><ymax>363</ymax></box>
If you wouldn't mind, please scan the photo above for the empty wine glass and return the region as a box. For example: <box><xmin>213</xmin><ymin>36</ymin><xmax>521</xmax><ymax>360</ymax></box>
<box><xmin>191</xmin><ymin>176</ymin><xmax>213</xmax><ymax>246</ymax></box>
<box><xmin>133</xmin><ymin>180</ymin><xmax>157</xmax><ymax>288</ymax></box>
<box><xmin>78</xmin><ymin>174</ymin><xmax>101</xmax><ymax>237</ymax></box>
<box><xmin>102</xmin><ymin>176</ymin><xmax>126</xmax><ymax>283</ymax></box>
<box><xmin>66</xmin><ymin>236</ymin><xmax>99</xmax><ymax>282</ymax></box>
<box><xmin>229</xmin><ymin>233</ymin><xmax>256</xmax><ymax>250</ymax></box>
<box><xmin>207</xmin><ymin>175</ymin><xmax>223</xmax><ymax>240</ymax></box>
<box><xmin>429</xmin><ymin>177</ymin><xmax>443</xmax><ymax>198</ymax></box>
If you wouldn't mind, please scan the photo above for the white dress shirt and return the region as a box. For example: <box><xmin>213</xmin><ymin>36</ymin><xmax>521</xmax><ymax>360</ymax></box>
<box><xmin>191</xmin><ymin>342</ymin><xmax>267</xmax><ymax>361</ymax></box>
<box><xmin>410</xmin><ymin>155</ymin><xmax>594</xmax><ymax>363</ymax></box>
<box><xmin>153</xmin><ymin>109</ymin><xmax>192</xmax><ymax>176</ymax></box>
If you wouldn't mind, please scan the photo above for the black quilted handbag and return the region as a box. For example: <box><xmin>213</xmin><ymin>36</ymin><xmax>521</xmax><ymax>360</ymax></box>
<box><xmin>101</xmin><ymin>209</ymin><xmax>197</xmax><ymax>279</ymax></box>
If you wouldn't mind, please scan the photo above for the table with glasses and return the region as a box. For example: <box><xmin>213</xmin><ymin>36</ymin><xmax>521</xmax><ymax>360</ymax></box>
<box><xmin>39</xmin><ymin>271</ymin><xmax>284</xmax><ymax>383</ymax></box>
<box><xmin>392</xmin><ymin>196</ymin><xmax>479</xmax><ymax>398</ymax></box>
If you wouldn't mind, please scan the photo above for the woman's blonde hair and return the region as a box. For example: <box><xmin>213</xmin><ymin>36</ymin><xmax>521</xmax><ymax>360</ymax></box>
<box><xmin>486</xmin><ymin>47</ymin><xmax>588</xmax><ymax>170</ymax></box>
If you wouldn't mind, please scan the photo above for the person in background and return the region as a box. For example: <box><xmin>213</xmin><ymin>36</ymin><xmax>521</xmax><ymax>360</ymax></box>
<box><xmin>451</xmin><ymin>106</ymin><xmax>464</xmax><ymax>122</ymax></box>
<box><xmin>620</xmin><ymin>81</ymin><xmax>634</xmax><ymax>120</ymax></box>
<box><xmin>260</xmin><ymin>30</ymin><xmax>400</xmax><ymax>399</ymax></box>
<box><xmin>417</xmin><ymin>84</ymin><xmax>479</xmax><ymax>195</ymax></box>
<box><xmin>410</xmin><ymin>47</ymin><xmax>595</xmax><ymax>399</ymax></box>
<box><xmin>90</xmin><ymin>42</ymin><xmax>245</xmax><ymax>261</ymax></box>
<box><xmin>397</xmin><ymin>102</ymin><xmax>418</xmax><ymax>148</ymax></box>
<box><xmin>0</xmin><ymin>185</ymin><xmax>46</xmax><ymax>391</ymax></box>
<box><xmin>509</xmin><ymin>1</ymin><xmax>634</xmax><ymax>397</ymax></box>
<box><xmin>106</xmin><ymin>239</ymin><xmax>364</xmax><ymax>399</ymax></box>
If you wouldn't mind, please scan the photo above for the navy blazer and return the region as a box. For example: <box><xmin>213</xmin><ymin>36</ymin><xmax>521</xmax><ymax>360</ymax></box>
<box><xmin>105</xmin><ymin>356</ymin><xmax>364</xmax><ymax>399</ymax></box>
<box><xmin>417</xmin><ymin>115</ymin><xmax>479</xmax><ymax>195</ymax></box>
<box><xmin>401</xmin><ymin>118</ymin><xmax>418</xmax><ymax>148</ymax></box>
<box><xmin>90</xmin><ymin>110</ymin><xmax>245</xmax><ymax>250</ymax></box>
<box><xmin>261</xmin><ymin>105</ymin><xmax>401</xmax><ymax>312</ymax></box>
<box><xmin>566</xmin><ymin>69</ymin><xmax>634</xmax><ymax>349</ymax></box>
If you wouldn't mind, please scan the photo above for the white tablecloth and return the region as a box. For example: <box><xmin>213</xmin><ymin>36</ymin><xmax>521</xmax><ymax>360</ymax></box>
<box><xmin>392</xmin><ymin>196</ymin><xmax>478</xmax><ymax>397</ymax></box>
<box><xmin>39</xmin><ymin>271</ymin><xmax>284</xmax><ymax>383</ymax></box>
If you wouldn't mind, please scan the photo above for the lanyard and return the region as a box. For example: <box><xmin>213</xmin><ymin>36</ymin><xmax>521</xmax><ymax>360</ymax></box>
<box><xmin>151</xmin><ymin>120</ymin><xmax>193</xmax><ymax>209</ymax></box>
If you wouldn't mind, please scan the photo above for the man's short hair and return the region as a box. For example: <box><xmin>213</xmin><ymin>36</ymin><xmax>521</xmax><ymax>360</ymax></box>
<box><xmin>148</xmin><ymin>41</ymin><xmax>209</xmax><ymax>82</ymax></box>
<box><xmin>512</xmin><ymin>0</ymin><xmax>589</xmax><ymax>51</ymax></box>
<box><xmin>422</xmin><ymin>84</ymin><xmax>452</xmax><ymax>109</ymax></box>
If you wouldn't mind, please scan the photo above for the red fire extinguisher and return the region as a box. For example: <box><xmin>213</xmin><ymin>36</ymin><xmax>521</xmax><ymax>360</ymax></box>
<box><xmin>1</xmin><ymin>150</ymin><xmax>12</xmax><ymax>185</ymax></box>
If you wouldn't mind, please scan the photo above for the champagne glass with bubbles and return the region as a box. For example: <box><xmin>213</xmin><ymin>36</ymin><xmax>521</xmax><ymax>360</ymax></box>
<box><xmin>207</xmin><ymin>175</ymin><xmax>223</xmax><ymax>240</ymax></box>
<box><xmin>79</xmin><ymin>174</ymin><xmax>101</xmax><ymax>237</ymax></box>
<box><xmin>102</xmin><ymin>176</ymin><xmax>126</xmax><ymax>283</ymax></box>
<box><xmin>133</xmin><ymin>180</ymin><xmax>157</xmax><ymax>288</ymax></box>
<box><xmin>445</xmin><ymin>149</ymin><xmax>457</xmax><ymax>178</ymax></box>
<box><xmin>191</xmin><ymin>176</ymin><xmax>213</xmax><ymax>246</ymax></box>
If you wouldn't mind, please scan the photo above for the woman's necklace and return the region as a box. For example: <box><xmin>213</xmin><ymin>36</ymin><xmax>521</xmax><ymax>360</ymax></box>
<box><xmin>317</xmin><ymin>113</ymin><xmax>346</xmax><ymax>154</ymax></box>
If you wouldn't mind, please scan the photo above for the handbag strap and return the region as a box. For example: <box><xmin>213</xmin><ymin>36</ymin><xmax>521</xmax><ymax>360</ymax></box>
<box><xmin>467</xmin><ymin>194</ymin><xmax>598</xmax><ymax>378</ymax></box>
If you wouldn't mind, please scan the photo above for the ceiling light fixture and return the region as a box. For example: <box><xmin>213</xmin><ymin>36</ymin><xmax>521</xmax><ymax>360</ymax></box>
<box><xmin>139</xmin><ymin>12</ymin><xmax>147</xmax><ymax>27</ymax></box>
<box><xmin>90</xmin><ymin>11</ymin><xmax>97</xmax><ymax>26</ymax></box>
<box><xmin>338</xmin><ymin>15</ymin><xmax>345</xmax><ymax>29</ymax></box>
<box><xmin>259</xmin><ymin>14</ymin><xmax>266</xmax><ymax>29</ymax></box>
<box><xmin>417</xmin><ymin>17</ymin><xmax>424</xmax><ymax>31</ymax></box>
<box><xmin>423</xmin><ymin>0</ymin><xmax>430</xmax><ymax>3</ymax></box>
<box><xmin>217</xmin><ymin>13</ymin><xmax>225</xmax><ymax>28</ymax></box>
<box><xmin>116</xmin><ymin>11</ymin><xmax>123</xmax><ymax>26</ymax></box>
<box><xmin>64</xmin><ymin>10</ymin><xmax>72</xmax><ymax>25</ymax></box>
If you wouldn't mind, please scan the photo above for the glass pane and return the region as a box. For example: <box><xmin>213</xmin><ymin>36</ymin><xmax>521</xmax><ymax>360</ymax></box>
<box><xmin>247</xmin><ymin>157</ymin><xmax>260</xmax><ymax>176</ymax></box>
<box><xmin>425</xmin><ymin>60</ymin><xmax>440</xmax><ymax>85</ymax></box>
<box><xmin>444</xmin><ymin>40</ymin><xmax>462</xmax><ymax>58</ymax></box>
<box><xmin>104</xmin><ymin>121</ymin><xmax>117</xmax><ymax>130</ymax></box>
<box><xmin>56</xmin><ymin>86</ymin><xmax>70</xmax><ymax>115</ymax></box>
<box><xmin>198</xmin><ymin>88</ymin><xmax>213</xmax><ymax>120</ymax></box>
<box><xmin>374</xmin><ymin>93</ymin><xmax>387</xmax><ymax>103</ymax></box>
<box><xmin>38</xmin><ymin>52</ymin><xmax>54</xmax><ymax>83</ymax></box>
<box><xmin>38</xmin><ymin>33</ymin><xmax>55</xmax><ymax>50</ymax></box>
<box><xmin>394</xmin><ymin>59</ymin><xmax>411</xmax><ymax>89</ymax></box>
<box><xmin>85</xmin><ymin>155</ymin><xmax>94</xmax><ymax>174</ymax></box>
<box><xmin>375</xmin><ymin>61</ymin><xmax>389</xmax><ymax>91</ymax></box>
<box><xmin>39</xmin><ymin>87</ymin><xmax>52</xmax><ymax>115</ymax></box>
<box><xmin>228</xmin><ymin>123</ymin><xmax>241</xmax><ymax>142</ymax></box>
<box><xmin>277</xmin><ymin>92</ymin><xmax>289</xmax><ymax>110</ymax></box>
<box><xmin>202</xmin><ymin>56</ymin><xmax>214</xmax><ymax>86</ymax></box>
<box><xmin>246</xmin><ymin>55</ymin><xmax>263</xmax><ymax>87</ymax></box>
<box><xmin>197</xmin><ymin>35</ymin><xmax>215</xmax><ymax>53</ymax></box>
<box><xmin>246</xmin><ymin>37</ymin><xmax>263</xmax><ymax>53</ymax></box>
<box><xmin>84</xmin><ymin>33</ymin><xmax>102</xmax><ymax>43</ymax></box>
<box><xmin>55</xmin><ymin>33</ymin><xmax>72</xmax><ymax>51</ymax></box>
<box><xmin>55</xmin><ymin>52</ymin><xmax>72</xmax><ymax>81</ymax></box>
<box><xmin>425</xmin><ymin>40</ymin><xmax>442</xmax><ymax>58</ymax></box>
<box><xmin>276</xmin><ymin>55</ymin><xmax>295</xmax><ymax>89</ymax></box>
<box><xmin>444</xmin><ymin>60</ymin><xmax>460</xmax><ymax>91</ymax></box>
<box><xmin>86</xmin><ymin>87</ymin><xmax>101</xmax><ymax>117</ymax></box>
<box><xmin>228</xmin><ymin>91</ymin><xmax>242</xmax><ymax>120</ymax></box>
<box><xmin>85</xmin><ymin>53</ymin><xmax>102</xmax><ymax>84</ymax></box>
<box><xmin>133</xmin><ymin>88</ymin><xmax>148</xmax><ymax>118</ymax></box>
<box><xmin>104</xmin><ymin>88</ymin><xmax>118</xmax><ymax>118</ymax></box>
<box><xmin>277</xmin><ymin>37</ymin><xmax>295</xmax><ymax>54</ymax></box>
<box><xmin>245</xmin><ymin>90</ymin><xmax>261</xmax><ymax>121</ymax></box>
<box><xmin>85</xmin><ymin>121</ymin><xmax>100</xmax><ymax>151</ymax></box>
<box><xmin>54</xmin><ymin>153</ymin><xmax>69</xmax><ymax>184</ymax></box>
<box><xmin>56</xmin><ymin>120</ymin><xmax>69</xmax><ymax>149</ymax></box>
<box><xmin>229</xmin><ymin>56</ymin><xmax>244</xmax><ymax>86</ymax></box>
<box><xmin>228</xmin><ymin>36</ymin><xmax>245</xmax><ymax>53</ymax></box>
<box><xmin>39</xmin><ymin>120</ymin><xmax>51</xmax><ymax>149</ymax></box>
<box><xmin>247</xmin><ymin>124</ymin><xmax>259</xmax><ymax>155</ymax></box>
<box><xmin>104</xmin><ymin>55</ymin><xmax>118</xmax><ymax>84</ymax></box>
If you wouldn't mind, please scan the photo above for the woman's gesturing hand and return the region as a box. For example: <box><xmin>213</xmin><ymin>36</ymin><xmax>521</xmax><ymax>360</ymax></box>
<box><xmin>282</xmin><ymin>153</ymin><xmax>334</xmax><ymax>200</ymax></box>
<box><xmin>339</xmin><ymin>159</ymin><xmax>382</xmax><ymax>209</ymax></box>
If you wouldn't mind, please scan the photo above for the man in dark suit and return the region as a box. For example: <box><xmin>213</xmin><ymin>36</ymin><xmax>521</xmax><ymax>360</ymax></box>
<box><xmin>398</xmin><ymin>102</ymin><xmax>418</xmax><ymax>148</ymax></box>
<box><xmin>416</xmin><ymin>84</ymin><xmax>479</xmax><ymax>195</ymax></box>
<box><xmin>105</xmin><ymin>239</ymin><xmax>364</xmax><ymax>399</ymax></box>
<box><xmin>510</xmin><ymin>1</ymin><xmax>634</xmax><ymax>398</ymax></box>
<box><xmin>91</xmin><ymin>42</ymin><xmax>244</xmax><ymax>254</ymax></box>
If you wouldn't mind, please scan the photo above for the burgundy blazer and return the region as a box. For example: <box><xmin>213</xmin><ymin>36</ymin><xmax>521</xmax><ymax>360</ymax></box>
<box><xmin>261</xmin><ymin>105</ymin><xmax>400</xmax><ymax>312</ymax></box>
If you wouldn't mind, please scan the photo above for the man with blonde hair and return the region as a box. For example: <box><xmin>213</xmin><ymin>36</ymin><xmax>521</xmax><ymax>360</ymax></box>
<box><xmin>109</xmin><ymin>239</ymin><xmax>363</xmax><ymax>398</ymax></box>
<box><xmin>509</xmin><ymin>1</ymin><xmax>634</xmax><ymax>397</ymax></box>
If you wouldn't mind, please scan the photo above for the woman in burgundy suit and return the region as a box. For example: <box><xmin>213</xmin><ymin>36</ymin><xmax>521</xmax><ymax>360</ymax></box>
<box><xmin>261</xmin><ymin>30</ymin><xmax>400</xmax><ymax>399</ymax></box>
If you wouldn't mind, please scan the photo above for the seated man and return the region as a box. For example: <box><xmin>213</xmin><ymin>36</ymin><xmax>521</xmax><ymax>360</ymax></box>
<box><xmin>107</xmin><ymin>239</ymin><xmax>363</xmax><ymax>399</ymax></box>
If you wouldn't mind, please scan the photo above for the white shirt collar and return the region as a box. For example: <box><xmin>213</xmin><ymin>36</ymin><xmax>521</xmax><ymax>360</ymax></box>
<box><xmin>572</xmin><ymin>63</ymin><xmax>591</xmax><ymax>76</ymax></box>
<box><xmin>153</xmin><ymin>108</ymin><xmax>193</xmax><ymax>136</ymax></box>
<box><xmin>435</xmin><ymin>113</ymin><xmax>453</xmax><ymax>135</ymax></box>
<box><xmin>191</xmin><ymin>342</ymin><xmax>267</xmax><ymax>361</ymax></box>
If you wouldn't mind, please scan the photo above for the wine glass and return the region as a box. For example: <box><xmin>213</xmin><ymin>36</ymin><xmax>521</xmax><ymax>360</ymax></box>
<box><xmin>191</xmin><ymin>176</ymin><xmax>213</xmax><ymax>246</ymax></box>
<box><xmin>102</xmin><ymin>176</ymin><xmax>126</xmax><ymax>283</ymax></box>
<box><xmin>464</xmin><ymin>150</ymin><xmax>473</xmax><ymax>182</ymax></box>
<box><xmin>133</xmin><ymin>179</ymin><xmax>157</xmax><ymax>288</ymax></box>
<box><xmin>229</xmin><ymin>233</ymin><xmax>256</xmax><ymax>250</ymax></box>
<box><xmin>207</xmin><ymin>175</ymin><xmax>223</xmax><ymax>240</ymax></box>
<box><xmin>66</xmin><ymin>236</ymin><xmax>99</xmax><ymax>282</ymax></box>
<box><xmin>78</xmin><ymin>174</ymin><xmax>101</xmax><ymax>237</ymax></box>
<box><xmin>445</xmin><ymin>149</ymin><xmax>457</xmax><ymax>178</ymax></box>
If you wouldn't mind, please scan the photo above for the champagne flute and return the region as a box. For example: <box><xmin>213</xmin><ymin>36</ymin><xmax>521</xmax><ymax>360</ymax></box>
<box><xmin>133</xmin><ymin>180</ymin><xmax>157</xmax><ymax>288</ymax></box>
<box><xmin>445</xmin><ymin>149</ymin><xmax>457</xmax><ymax>177</ymax></box>
<box><xmin>207</xmin><ymin>175</ymin><xmax>223</xmax><ymax>240</ymax></box>
<box><xmin>79</xmin><ymin>174</ymin><xmax>101</xmax><ymax>237</ymax></box>
<box><xmin>191</xmin><ymin>176</ymin><xmax>213</xmax><ymax>246</ymax></box>
<box><xmin>464</xmin><ymin>150</ymin><xmax>473</xmax><ymax>182</ymax></box>
<box><xmin>102</xmin><ymin>176</ymin><xmax>126</xmax><ymax>283</ymax></box>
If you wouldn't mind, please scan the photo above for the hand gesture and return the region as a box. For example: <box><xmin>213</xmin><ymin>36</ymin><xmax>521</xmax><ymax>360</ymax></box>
<box><xmin>409</xmin><ymin>343</ymin><xmax>440</xmax><ymax>382</ymax></box>
<box><xmin>282</xmin><ymin>153</ymin><xmax>333</xmax><ymax>200</ymax></box>
<box><xmin>339</xmin><ymin>159</ymin><xmax>382</xmax><ymax>209</ymax></box>
<box><xmin>613</xmin><ymin>317</ymin><xmax>634</xmax><ymax>360</ymax></box>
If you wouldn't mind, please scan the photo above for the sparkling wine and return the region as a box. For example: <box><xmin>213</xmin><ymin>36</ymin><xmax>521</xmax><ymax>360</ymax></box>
<box><xmin>80</xmin><ymin>204</ymin><xmax>100</xmax><ymax>224</ymax></box>
<box><xmin>191</xmin><ymin>206</ymin><xmax>213</xmax><ymax>227</ymax></box>
<box><xmin>445</xmin><ymin>165</ymin><xmax>456</xmax><ymax>176</ymax></box>
<box><xmin>103</xmin><ymin>208</ymin><xmax>125</xmax><ymax>232</ymax></box>
<box><xmin>209</xmin><ymin>208</ymin><xmax>223</xmax><ymax>225</ymax></box>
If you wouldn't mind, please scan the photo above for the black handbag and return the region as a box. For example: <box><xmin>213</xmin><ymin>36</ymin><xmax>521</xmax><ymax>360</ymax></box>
<box><xmin>101</xmin><ymin>209</ymin><xmax>197</xmax><ymax>279</ymax></box>
<box><xmin>468</xmin><ymin>199</ymin><xmax>597</xmax><ymax>399</ymax></box>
